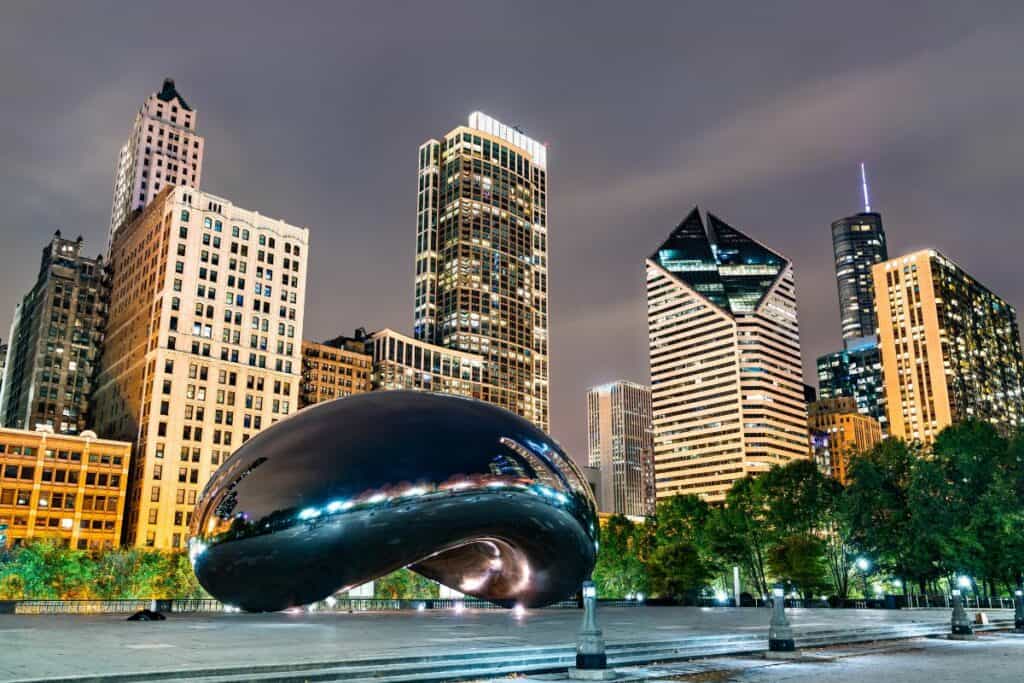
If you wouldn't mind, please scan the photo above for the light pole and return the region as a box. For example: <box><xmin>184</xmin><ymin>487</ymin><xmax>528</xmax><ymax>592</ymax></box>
<box><xmin>1014</xmin><ymin>587</ymin><xmax>1024</xmax><ymax>633</ymax></box>
<box><xmin>569</xmin><ymin>580</ymin><xmax>615</xmax><ymax>680</ymax></box>
<box><xmin>856</xmin><ymin>557</ymin><xmax>871</xmax><ymax>602</ymax></box>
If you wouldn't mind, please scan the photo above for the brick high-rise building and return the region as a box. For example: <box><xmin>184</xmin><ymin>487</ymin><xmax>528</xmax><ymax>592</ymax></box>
<box><xmin>414</xmin><ymin>113</ymin><xmax>549</xmax><ymax>430</ymax></box>
<box><xmin>109</xmin><ymin>78</ymin><xmax>205</xmax><ymax>248</ymax></box>
<box><xmin>299</xmin><ymin>339</ymin><xmax>372</xmax><ymax>408</ymax></box>
<box><xmin>93</xmin><ymin>187</ymin><xmax>308</xmax><ymax>548</ymax></box>
<box><xmin>807</xmin><ymin>397</ymin><xmax>882</xmax><ymax>484</ymax></box>
<box><xmin>0</xmin><ymin>427</ymin><xmax>130</xmax><ymax>549</ymax></box>
<box><xmin>874</xmin><ymin>250</ymin><xmax>1024</xmax><ymax>442</ymax></box>
<box><xmin>646</xmin><ymin>208</ymin><xmax>807</xmax><ymax>503</ymax></box>
<box><xmin>0</xmin><ymin>233</ymin><xmax>109</xmax><ymax>435</ymax></box>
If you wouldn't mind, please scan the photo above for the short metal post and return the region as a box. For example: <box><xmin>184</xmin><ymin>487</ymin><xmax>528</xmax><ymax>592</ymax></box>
<box><xmin>766</xmin><ymin>584</ymin><xmax>799</xmax><ymax>658</ymax></box>
<box><xmin>569</xmin><ymin>581</ymin><xmax>614</xmax><ymax>679</ymax></box>
<box><xmin>950</xmin><ymin>589</ymin><xmax>974</xmax><ymax>639</ymax></box>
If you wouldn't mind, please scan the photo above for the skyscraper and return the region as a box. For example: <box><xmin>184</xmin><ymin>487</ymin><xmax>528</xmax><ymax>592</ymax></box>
<box><xmin>832</xmin><ymin>164</ymin><xmax>887</xmax><ymax>342</ymax></box>
<box><xmin>93</xmin><ymin>187</ymin><xmax>308</xmax><ymax>548</ymax></box>
<box><xmin>109</xmin><ymin>78</ymin><xmax>205</xmax><ymax>246</ymax></box>
<box><xmin>414</xmin><ymin>112</ymin><xmax>549</xmax><ymax>431</ymax></box>
<box><xmin>0</xmin><ymin>233</ymin><xmax>109</xmax><ymax>434</ymax></box>
<box><xmin>586</xmin><ymin>381</ymin><xmax>654</xmax><ymax>518</ymax></box>
<box><xmin>874</xmin><ymin>250</ymin><xmax>1024</xmax><ymax>441</ymax></box>
<box><xmin>647</xmin><ymin>208</ymin><xmax>806</xmax><ymax>503</ymax></box>
<box><xmin>816</xmin><ymin>337</ymin><xmax>887</xmax><ymax>433</ymax></box>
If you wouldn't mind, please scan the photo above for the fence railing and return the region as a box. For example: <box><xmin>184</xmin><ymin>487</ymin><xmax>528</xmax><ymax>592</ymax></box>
<box><xmin>1</xmin><ymin>594</ymin><xmax>1013</xmax><ymax>615</ymax></box>
<box><xmin>2</xmin><ymin>596</ymin><xmax>643</xmax><ymax>615</ymax></box>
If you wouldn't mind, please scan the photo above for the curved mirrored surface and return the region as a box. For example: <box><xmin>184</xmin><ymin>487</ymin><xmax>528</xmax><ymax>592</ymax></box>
<box><xmin>188</xmin><ymin>391</ymin><xmax>598</xmax><ymax>612</ymax></box>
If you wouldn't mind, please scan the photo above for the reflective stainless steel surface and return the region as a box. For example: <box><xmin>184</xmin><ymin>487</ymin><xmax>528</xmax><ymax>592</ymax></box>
<box><xmin>188</xmin><ymin>391</ymin><xmax>598</xmax><ymax>612</ymax></box>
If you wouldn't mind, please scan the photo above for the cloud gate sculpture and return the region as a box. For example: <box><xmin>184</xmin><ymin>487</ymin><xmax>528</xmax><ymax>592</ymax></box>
<box><xmin>188</xmin><ymin>391</ymin><xmax>599</xmax><ymax>612</ymax></box>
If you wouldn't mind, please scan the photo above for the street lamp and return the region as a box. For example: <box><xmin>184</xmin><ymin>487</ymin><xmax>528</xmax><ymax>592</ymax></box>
<box><xmin>856</xmin><ymin>557</ymin><xmax>871</xmax><ymax>601</ymax></box>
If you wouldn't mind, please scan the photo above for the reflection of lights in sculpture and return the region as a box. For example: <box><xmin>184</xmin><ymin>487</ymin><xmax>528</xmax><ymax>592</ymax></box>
<box><xmin>188</xmin><ymin>391</ymin><xmax>598</xmax><ymax>612</ymax></box>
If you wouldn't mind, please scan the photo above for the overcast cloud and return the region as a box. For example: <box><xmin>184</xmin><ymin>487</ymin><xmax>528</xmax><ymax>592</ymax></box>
<box><xmin>1</xmin><ymin>1</ymin><xmax>1022</xmax><ymax>460</ymax></box>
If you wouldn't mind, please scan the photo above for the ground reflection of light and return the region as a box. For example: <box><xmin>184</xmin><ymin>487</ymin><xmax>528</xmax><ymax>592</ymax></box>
<box><xmin>416</xmin><ymin>602</ymin><xmax>426</xmax><ymax>612</ymax></box>
<box><xmin>454</xmin><ymin>602</ymin><xmax>464</xmax><ymax>614</ymax></box>
<box><xmin>514</xmin><ymin>604</ymin><xmax>526</xmax><ymax>618</ymax></box>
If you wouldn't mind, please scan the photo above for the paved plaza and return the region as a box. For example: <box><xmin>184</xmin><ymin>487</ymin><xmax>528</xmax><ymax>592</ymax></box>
<box><xmin>0</xmin><ymin>606</ymin><xmax>1015</xmax><ymax>681</ymax></box>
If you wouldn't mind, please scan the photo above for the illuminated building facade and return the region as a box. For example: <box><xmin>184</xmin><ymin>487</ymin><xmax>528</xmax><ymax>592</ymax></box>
<box><xmin>366</xmin><ymin>328</ymin><xmax>485</xmax><ymax>398</ymax></box>
<box><xmin>646</xmin><ymin>208</ymin><xmax>807</xmax><ymax>503</ymax></box>
<box><xmin>110</xmin><ymin>79</ymin><xmax>205</xmax><ymax>247</ymax></box>
<box><xmin>816</xmin><ymin>337</ymin><xmax>887</xmax><ymax>434</ymax></box>
<box><xmin>586</xmin><ymin>380</ymin><xmax>654</xmax><ymax>517</ymax></box>
<box><xmin>414</xmin><ymin>112</ymin><xmax>549</xmax><ymax>430</ymax></box>
<box><xmin>299</xmin><ymin>340</ymin><xmax>371</xmax><ymax>408</ymax></box>
<box><xmin>832</xmin><ymin>212</ymin><xmax>887</xmax><ymax>341</ymax></box>
<box><xmin>874</xmin><ymin>250</ymin><xmax>1024</xmax><ymax>441</ymax></box>
<box><xmin>807</xmin><ymin>397</ymin><xmax>882</xmax><ymax>484</ymax></box>
<box><xmin>0</xmin><ymin>427</ymin><xmax>130</xmax><ymax>549</ymax></box>
<box><xmin>93</xmin><ymin>187</ymin><xmax>308</xmax><ymax>548</ymax></box>
<box><xmin>0</xmin><ymin>233</ymin><xmax>109</xmax><ymax>435</ymax></box>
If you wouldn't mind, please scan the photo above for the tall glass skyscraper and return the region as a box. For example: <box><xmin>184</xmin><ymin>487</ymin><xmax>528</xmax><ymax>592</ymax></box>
<box><xmin>816</xmin><ymin>337</ymin><xmax>887</xmax><ymax>433</ymax></box>
<box><xmin>414</xmin><ymin>113</ymin><xmax>549</xmax><ymax>430</ymax></box>
<box><xmin>646</xmin><ymin>208</ymin><xmax>806</xmax><ymax>503</ymax></box>
<box><xmin>832</xmin><ymin>211</ymin><xmax>887</xmax><ymax>341</ymax></box>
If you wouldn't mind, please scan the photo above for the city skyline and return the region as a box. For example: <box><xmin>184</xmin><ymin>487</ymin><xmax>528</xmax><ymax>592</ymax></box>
<box><xmin>2</xmin><ymin>3</ymin><xmax>1024</xmax><ymax>460</ymax></box>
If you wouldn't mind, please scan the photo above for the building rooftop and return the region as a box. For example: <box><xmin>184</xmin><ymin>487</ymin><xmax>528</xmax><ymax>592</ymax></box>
<box><xmin>155</xmin><ymin>77</ymin><xmax>192</xmax><ymax>111</ymax></box>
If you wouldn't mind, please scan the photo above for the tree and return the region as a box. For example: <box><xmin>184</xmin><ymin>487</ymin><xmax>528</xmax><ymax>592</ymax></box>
<box><xmin>759</xmin><ymin>459</ymin><xmax>853</xmax><ymax>600</ymax></box>
<box><xmin>642</xmin><ymin>495</ymin><xmax>717</xmax><ymax>602</ymax></box>
<box><xmin>646</xmin><ymin>541</ymin><xmax>713</xmax><ymax>602</ymax></box>
<box><xmin>707</xmin><ymin>477</ymin><xmax>770</xmax><ymax>597</ymax></box>
<box><xmin>0</xmin><ymin>539</ymin><xmax>94</xmax><ymax>599</ymax></box>
<box><xmin>592</xmin><ymin>515</ymin><xmax>646</xmax><ymax>598</ymax></box>
<box><xmin>767</xmin><ymin>534</ymin><xmax>830</xmax><ymax>601</ymax></box>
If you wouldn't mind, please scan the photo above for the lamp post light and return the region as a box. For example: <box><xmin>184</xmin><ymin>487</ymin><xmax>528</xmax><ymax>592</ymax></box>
<box><xmin>569</xmin><ymin>581</ymin><xmax>615</xmax><ymax>680</ymax></box>
<box><xmin>856</xmin><ymin>557</ymin><xmax>871</xmax><ymax>603</ymax></box>
<box><xmin>950</xmin><ymin>588</ymin><xmax>975</xmax><ymax>640</ymax></box>
<box><xmin>765</xmin><ymin>583</ymin><xmax>800</xmax><ymax>659</ymax></box>
<box><xmin>1014</xmin><ymin>588</ymin><xmax>1023</xmax><ymax>633</ymax></box>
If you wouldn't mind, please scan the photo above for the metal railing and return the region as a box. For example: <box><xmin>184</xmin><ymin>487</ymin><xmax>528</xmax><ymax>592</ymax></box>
<box><xmin>3</xmin><ymin>596</ymin><xmax>643</xmax><ymax>615</ymax></box>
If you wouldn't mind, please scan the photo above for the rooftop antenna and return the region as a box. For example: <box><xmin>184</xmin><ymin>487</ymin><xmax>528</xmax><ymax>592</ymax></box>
<box><xmin>860</xmin><ymin>162</ymin><xmax>872</xmax><ymax>213</ymax></box>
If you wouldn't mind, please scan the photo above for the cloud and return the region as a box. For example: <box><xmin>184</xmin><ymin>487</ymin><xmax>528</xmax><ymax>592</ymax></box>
<box><xmin>563</xmin><ymin>26</ymin><xmax>1020</xmax><ymax>222</ymax></box>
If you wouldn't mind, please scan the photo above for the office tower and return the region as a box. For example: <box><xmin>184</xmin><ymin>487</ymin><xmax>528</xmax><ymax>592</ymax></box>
<box><xmin>93</xmin><ymin>187</ymin><xmax>308</xmax><ymax>548</ymax></box>
<box><xmin>414</xmin><ymin>112</ymin><xmax>549</xmax><ymax>431</ymax></box>
<box><xmin>0</xmin><ymin>233</ymin><xmax>109</xmax><ymax>434</ymax></box>
<box><xmin>831</xmin><ymin>164</ymin><xmax>888</xmax><ymax>342</ymax></box>
<box><xmin>816</xmin><ymin>337</ymin><xmax>888</xmax><ymax>434</ymax></box>
<box><xmin>586</xmin><ymin>381</ymin><xmax>654</xmax><ymax>518</ymax></box>
<box><xmin>874</xmin><ymin>250</ymin><xmax>1024</xmax><ymax>441</ymax></box>
<box><xmin>0</xmin><ymin>427</ymin><xmax>130</xmax><ymax>549</ymax></box>
<box><xmin>109</xmin><ymin>78</ymin><xmax>205</xmax><ymax>246</ymax></box>
<box><xmin>646</xmin><ymin>208</ymin><xmax>807</xmax><ymax>503</ymax></box>
<box><xmin>299</xmin><ymin>340</ymin><xmax>372</xmax><ymax>408</ymax></box>
<box><xmin>807</xmin><ymin>397</ymin><xmax>882</xmax><ymax>484</ymax></box>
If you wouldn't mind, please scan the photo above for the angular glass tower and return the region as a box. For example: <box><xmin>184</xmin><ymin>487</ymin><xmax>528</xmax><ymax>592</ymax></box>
<box><xmin>647</xmin><ymin>208</ymin><xmax>807</xmax><ymax>503</ymax></box>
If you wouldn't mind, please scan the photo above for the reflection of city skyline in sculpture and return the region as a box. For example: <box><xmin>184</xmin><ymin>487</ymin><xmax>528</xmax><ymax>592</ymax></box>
<box><xmin>188</xmin><ymin>391</ymin><xmax>598</xmax><ymax>612</ymax></box>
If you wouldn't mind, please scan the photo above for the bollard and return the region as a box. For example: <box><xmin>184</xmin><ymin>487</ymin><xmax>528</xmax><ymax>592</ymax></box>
<box><xmin>765</xmin><ymin>584</ymin><xmax>800</xmax><ymax>659</ymax></box>
<box><xmin>1015</xmin><ymin>589</ymin><xmax>1024</xmax><ymax>633</ymax></box>
<box><xmin>950</xmin><ymin>589</ymin><xmax>975</xmax><ymax>640</ymax></box>
<box><xmin>569</xmin><ymin>581</ymin><xmax>615</xmax><ymax>680</ymax></box>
